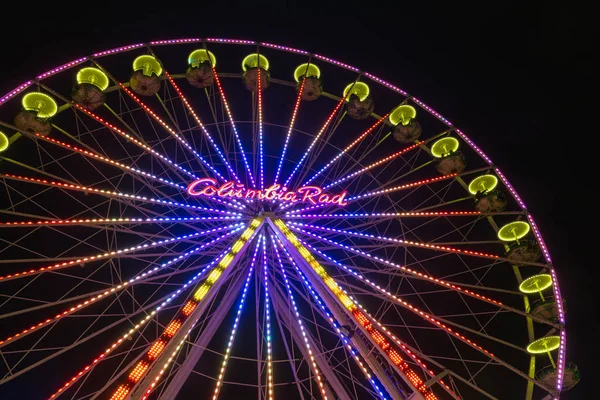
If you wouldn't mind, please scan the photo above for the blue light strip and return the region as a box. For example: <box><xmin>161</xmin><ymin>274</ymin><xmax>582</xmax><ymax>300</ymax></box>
<box><xmin>261</xmin><ymin>235</ymin><xmax>274</xmax><ymax>399</ymax></box>
<box><xmin>270</xmin><ymin>234</ymin><xmax>388</xmax><ymax>399</ymax></box>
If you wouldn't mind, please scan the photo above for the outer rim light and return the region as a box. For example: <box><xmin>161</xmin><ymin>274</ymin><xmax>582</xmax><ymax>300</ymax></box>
<box><xmin>343</xmin><ymin>82</ymin><xmax>370</xmax><ymax>102</ymax></box>
<box><xmin>22</xmin><ymin>92</ymin><xmax>58</xmax><ymax>119</ymax></box>
<box><xmin>0</xmin><ymin>131</ymin><xmax>9</xmax><ymax>152</ymax></box>
<box><xmin>519</xmin><ymin>274</ymin><xmax>553</xmax><ymax>294</ymax></box>
<box><xmin>527</xmin><ymin>336</ymin><xmax>561</xmax><ymax>354</ymax></box>
<box><xmin>431</xmin><ymin>137</ymin><xmax>460</xmax><ymax>158</ymax></box>
<box><xmin>188</xmin><ymin>49</ymin><xmax>216</xmax><ymax>68</ymax></box>
<box><xmin>293</xmin><ymin>63</ymin><xmax>320</xmax><ymax>82</ymax></box>
<box><xmin>132</xmin><ymin>55</ymin><xmax>163</xmax><ymax>77</ymax></box>
<box><xmin>468</xmin><ymin>174</ymin><xmax>498</xmax><ymax>195</ymax></box>
<box><xmin>389</xmin><ymin>105</ymin><xmax>417</xmax><ymax>126</ymax></box>
<box><xmin>498</xmin><ymin>221</ymin><xmax>531</xmax><ymax>241</ymax></box>
<box><xmin>76</xmin><ymin>67</ymin><xmax>109</xmax><ymax>91</ymax></box>
<box><xmin>242</xmin><ymin>54</ymin><xmax>269</xmax><ymax>72</ymax></box>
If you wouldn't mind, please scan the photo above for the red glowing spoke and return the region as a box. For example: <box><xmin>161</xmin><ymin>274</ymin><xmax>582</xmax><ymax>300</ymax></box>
<box><xmin>2</xmin><ymin>173</ymin><xmax>241</xmax><ymax>217</ymax></box>
<box><xmin>164</xmin><ymin>72</ymin><xmax>241</xmax><ymax>183</ymax></box>
<box><xmin>0</xmin><ymin>223</ymin><xmax>242</xmax><ymax>283</ymax></box>
<box><xmin>117</xmin><ymin>82</ymin><xmax>228</xmax><ymax>182</ymax></box>
<box><xmin>322</xmin><ymin>141</ymin><xmax>423</xmax><ymax>190</ymax></box>
<box><xmin>211</xmin><ymin>66</ymin><xmax>256</xmax><ymax>188</ymax></box>
<box><xmin>287</xmin><ymin>221</ymin><xmax>502</xmax><ymax>261</ymax></box>
<box><xmin>303</xmin><ymin>113</ymin><xmax>390</xmax><ymax>186</ymax></box>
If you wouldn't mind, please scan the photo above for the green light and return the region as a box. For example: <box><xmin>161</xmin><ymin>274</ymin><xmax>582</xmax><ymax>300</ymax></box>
<box><xmin>389</xmin><ymin>105</ymin><xmax>417</xmax><ymax>126</ymax></box>
<box><xmin>242</xmin><ymin>54</ymin><xmax>269</xmax><ymax>72</ymax></box>
<box><xmin>293</xmin><ymin>63</ymin><xmax>320</xmax><ymax>82</ymax></box>
<box><xmin>519</xmin><ymin>274</ymin><xmax>553</xmax><ymax>294</ymax></box>
<box><xmin>468</xmin><ymin>174</ymin><xmax>498</xmax><ymax>195</ymax></box>
<box><xmin>133</xmin><ymin>55</ymin><xmax>163</xmax><ymax>77</ymax></box>
<box><xmin>527</xmin><ymin>336</ymin><xmax>561</xmax><ymax>354</ymax></box>
<box><xmin>498</xmin><ymin>221</ymin><xmax>530</xmax><ymax>241</ymax></box>
<box><xmin>343</xmin><ymin>82</ymin><xmax>370</xmax><ymax>102</ymax></box>
<box><xmin>22</xmin><ymin>92</ymin><xmax>58</xmax><ymax>119</ymax></box>
<box><xmin>188</xmin><ymin>49</ymin><xmax>216</xmax><ymax>68</ymax></box>
<box><xmin>0</xmin><ymin>131</ymin><xmax>9</xmax><ymax>152</ymax></box>
<box><xmin>76</xmin><ymin>68</ymin><xmax>109</xmax><ymax>91</ymax></box>
<box><xmin>431</xmin><ymin>137</ymin><xmax>460</xmax><ymax>158</ymax></box>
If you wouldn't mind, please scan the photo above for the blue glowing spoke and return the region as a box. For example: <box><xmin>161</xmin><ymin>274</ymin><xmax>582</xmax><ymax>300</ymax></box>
<box><xmin>212</xmin><ymin>67</ymin><xmax>256</xmax><ymax>188</ymax></box>
<box><xmin>267</xmin><ymin>233</ymin><xmax>328</xmax><ymax>398</ymax></box>
<box><xmin>271</xmin><ymin>236</ymin><xmax>389</xmax><ymax>400</ymax></box>
<box><xmin>283</xmin><ymin>97</ymin><xmax>346</xmax><ymax>189</ymax></box>
<box><xmin>303</xmin><ymin>115</ymin><xmax>388</xmax><ymax>186</ymax></box>
<box><xmin>261</xmin><ymin>235</ymin><xmax>274</xmax><ymax>399</ymax></box>
<box><xmin>212</xmin><ymin>239</ymin><xmax>260</xmax><ymax>400</ymax></box>
<box><xmin>118</xmin><ymin>84</ymin><xmax>228</xmax><ymax>183</ymax></box>
<box><xmin>165</xmin><ymin>71</ymin><xmax>241</xmax><ymax>184</ymax></box>
<box><xmin>274</xmin><ymin>77</ymin><xmax>305</xmax><ymax>185</ymax></box>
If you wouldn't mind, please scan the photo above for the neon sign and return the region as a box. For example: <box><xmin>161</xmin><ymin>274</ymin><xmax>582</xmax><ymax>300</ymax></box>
<box><xmin>187</xmin><ymin>178</ymin><xmax>348</xmax><ymax>206</ymax></box>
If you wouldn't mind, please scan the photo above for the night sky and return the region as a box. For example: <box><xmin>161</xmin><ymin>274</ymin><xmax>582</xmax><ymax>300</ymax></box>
<box><xmin>0</xmin><ymin>2</ymin><xmax>594</xmax><ymax>399</ymax></box>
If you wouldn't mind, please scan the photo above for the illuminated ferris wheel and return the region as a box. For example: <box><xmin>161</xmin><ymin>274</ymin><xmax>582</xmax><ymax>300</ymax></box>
<box><xmin>0</xmin><ymin>38</ymin><xmax>579</xmax><ymax>400</ymax></box>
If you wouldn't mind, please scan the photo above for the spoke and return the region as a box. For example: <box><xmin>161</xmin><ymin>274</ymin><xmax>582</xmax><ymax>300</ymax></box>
<box><xmin>260</xmin><ymin>235</ymin><xmax>274</xmax><ymax>399</ymax></box>
<box><xmin>274</xmin><ymin>76</ymin><xmax>305</xmax><ymax>184</ymax></box>
<box><xmin>303</xmin><ymin>114</ymin><xmax>389</xmax><ymax>186</ymax></box>
<box><xmin>257</xmin><ymin>68</ymin><xmax>265</xmax><ymax>190</ymax></box>
<box><xmin>212</xmin><ymin>241</ymin><xmax>260</xmax><ymax>399</ymax></box>
<box><xmin>0</xmin><ymin>214</ymin><xmax>240</xmax><ymax>227</ymax></box>
<box><xmin>164</xmin><ymin>72</ymin><xmax>241</xmax><ymax>183</ymax></box>
<box><xmin>211</xmin><ymin>65</ymin><xmax>256</xmax><ymax>187</ymax></box>
<box><xmin>0</xmin><ymin>223</ymin><xmax>242</xmax><ymax>283</ymax></box>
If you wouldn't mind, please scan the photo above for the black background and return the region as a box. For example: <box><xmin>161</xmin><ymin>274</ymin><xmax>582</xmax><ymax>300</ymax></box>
<box><xmin>0</xmin><ymin>1</ymin><xmax>594</xmax><ymax>398</ymax></box>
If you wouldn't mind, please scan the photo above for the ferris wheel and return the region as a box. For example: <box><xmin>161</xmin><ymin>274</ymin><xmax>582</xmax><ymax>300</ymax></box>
<box><xmin>0</xmin><ymin>38</ymin><xmax>579</xmax><ymax>400</ymax></box>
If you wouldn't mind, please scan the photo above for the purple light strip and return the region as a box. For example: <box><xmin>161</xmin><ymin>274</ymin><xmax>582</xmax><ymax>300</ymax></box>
<box><xmin>150</xmin><ymin>39</ymin><xmax>201</xmax><ymax>45</ymax></box>
<box><xmin>313</xmin><ymin>54</ymin><xmax>360</xmax><ymax>72</ymax></box>
<box><xmin>0</xmin><ymin>81</ymin><xmax>32</xmax><ymax>105</ymax></box>
<box><xmin>92</xmin><ymin>43</ymin><xmax>145</xmax><ymax>58</ymax></box>
<box><xmin>261</xmin><ymin>42</ymin><xmax>309</xmax><ymax>55</ymax></box>
<box><xmin>36</xmin><ymin>57</ymin><xmax>88</xmax><ymax>80</ymax></box>
<box><xmin>205</xmin><ymin>38</ymin><xmax>256</xmax><ymax>45</ymax></box>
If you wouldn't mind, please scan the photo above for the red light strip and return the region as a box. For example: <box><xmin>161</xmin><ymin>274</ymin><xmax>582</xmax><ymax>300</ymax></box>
<box><xmin>211</xmin><ymin>66</ymin><xmax>256</xmax><ymax>188</ymax></box>
<box><xmin>1</xmin><ymin>173</ymin><xmax>239</xmax><ymax>217</ymax></box>
<box><xmin>274</xmin><ymin>76</ymin><xmax>305</xmax><ymax>184</ymax></box>
<box><xmin>117</xmin><ymin>83</ymin><xmax>226</xmax><ymax>182</ymax></box>
<box><xmin>303</xmin><ymin>113</ymin><xmax>390</xmax><ymax>186</ymax></box>
<box><xmin>349</xmin><ymin>173</ymin><xmax>458</xmax><ymax>201</ymax></box>
<box><xmin>283</xmin><ymin>95</ymin><xmax>348</xmax><ymax>188</ymax></box>
<box><xmin>74</xmin><ymin>104</ymin><xmax>198</xmax><ymax>180</ymax></box>
<box><xmin>289</xmin><ymin>222</ymin><xmax>501</xmax><ymax>261</ymax></box>
<box><xmin>164</xmin><ymin>72</ymin><xmax>240</xmax><ymax>183</ymax></box>
<box><xmin>0</xmin><ymin>219</ymin><xmax>239</xmax><ymax>283</ymax></box>
<box><xmin>323</xmin><ymin>141</ymin><xmax>423</xmax><ymax>189</ymax></box>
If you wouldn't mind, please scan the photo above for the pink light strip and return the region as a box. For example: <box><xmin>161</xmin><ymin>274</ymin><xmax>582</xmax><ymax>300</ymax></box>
<box><xmin>92</xmin><ymin>43</ymin><xmax>145</xmax><ymax>58</ymax></box>
<box><xmin>150</xmin><ymin>39</ymin><xmax>201</xmax><ymax>45</ymax></box>
<box><xmin>205</xmin><ymin>38</ymin><xmax>256</xmax><ymax>45</ymax></box>
<box><xmin>313</xmin><ymin>54</ymin><xmax>360</xmax><ymax>72</ymax></box>
<box><xmin>261</xmin><ymin>42</ymin><xmax>309</xmax><ymax>55</ymax></box>
<box><xmin>0</xmin><ymin>81</ymin><xmax>32</xmax><ymax>105</ymax></box>
<box><xmin>36</xmin><ymin>57</ymin><xmax>88</xmax><ymax>80</ymax></box>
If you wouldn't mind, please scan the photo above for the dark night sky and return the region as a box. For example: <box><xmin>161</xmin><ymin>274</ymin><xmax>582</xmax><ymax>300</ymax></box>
<box><xmin>0</xmin><ymin>1</ymin><xmax>595</xmax><ymax>399</ymax></box>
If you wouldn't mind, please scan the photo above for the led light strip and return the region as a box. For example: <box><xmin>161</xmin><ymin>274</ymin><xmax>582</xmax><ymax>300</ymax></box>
<box><xmin>272</xmin><ymin>219</ymin><xmax>437</xmax><ymax>399</ymax></box>
<box><xmin>258</xmin><ymin>67</ymin><xmax>265</xmax><ymax>190</ymax></box>
<box><xmin>212</xmin><ymin>66</ymin><xmax>256</xmax><ymax>188</ymax></box>
<box><xmin>117</xmin><ymin>83</ymin><xmax>227</xmax><ymax>182</ymax></box>
<box><xmin>303</xmin><ymin>114</ymin><xmax>390</xmax><ymax>186</ymax></box>
<box><xmin>0</xmin><ymin>222</ymin><xmax>242</xmax><ymax>282</ymax></box>
<box><xmin>288</xmin><ymin>222</ymin><xmax>501</xmax><ymax>260</ymax></box>
<box><xmin>271</xmin><ymin>235</ymin><xmax>388</xmax><ymax>399</ymax></box>
<box><xmin>274</xmin><ymin>76</ymin><xmax>305</xmax><ymax>184</ymax></box>
<box><xmin>2</xmin><ymin>173</ymin><xmax>241</xmax><ymax>216</ymax></box>
<box><xmin>285</xmin><ymin>211</ymin><xmax>481</xmax><ymax>219</ymax></box>
<box><xmin>1</xmin><ymin>229</ymin><xmax>240</xmax><ymax>348</ymax></box>
<box><xmin>108</xmin><ymin>218</ymin><xmax>263</xmax><ymax>400</ymax></box>
<box><xmin>261</xmin><ymin>236</ymin><xmax>274</xmax><ymax>399</ymax></box>
<box><xmin>213</xmin><ymin>241</ymin><xmax>260</xmax><ymax>400</ymax></box>
<box><xmin>164</xmin><ymin>72</ymin><xmax>241</xmax><ymax>184</ymax></box>
<box><xmin>73</xmin><ymin>104</ymin><xmax>198</xmax><ymax>180</ymax></box>
<box><xmin>48</xmin><ymin>245</ymin><xmax>233</xmax><ymax>399</ymax></box>
<box><xmin>283</xmin><ymin>95</ymin><xmax>347</xmax><ymax>188</ymax></box>
<box><xmin>1</xmin><ymin>215</ymin><xmax>240</xmax><ymax>227</ymax></box>
<box><xmin>268</xmin><ymin>234</ymin><xmax>329</xmax><ymax>400</ymax></box>
<box><xmin>322</xmin><ymin>141</ymin><xmax>423</xmax><ymax>189</ymax></box>
<box><xmin>349</xmin><ymin>173</ymin><xmax>458</xmax><ymax>201</ymax></box>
